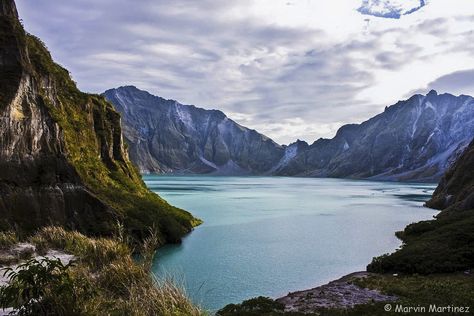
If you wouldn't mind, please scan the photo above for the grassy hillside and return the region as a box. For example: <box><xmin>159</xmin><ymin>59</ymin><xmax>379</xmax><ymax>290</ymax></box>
<box><xmin>26</xmin><ymin>32</ymin><xmax>201</xmax><ymax>242</ymax></box>
<box><xmin>0</xmin><ymin>227</ymin><xmax>204</xmax><ymax>315</ymax></box>
<box><xmin>0</xmin><ymin>1</ymin><xmax>200</xmax><ymax>243</ymax></box>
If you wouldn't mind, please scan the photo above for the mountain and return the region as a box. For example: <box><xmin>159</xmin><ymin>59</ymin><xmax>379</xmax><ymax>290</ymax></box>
<box><xmin>367</xmin><ymin>138</ymin><xmax>474</xmax><ymax>274</ymax></box>
<box><xmin>103</xmin><ymin>86</ymin><xmax>286</xmax><ymax>174</ymax></box>
<box><xmin>0</xmin><ymin>0</ymin><xmax>198</xmax><ymax>242</ymax></box>
<box><xmin>106</xmin><ymin>86</ymin><xmax>473</xmax><ymax>182</ymax></box>
<box><xmin>277</xmin><ymin>90</ymin><xmax>474</xmax><ymax>181</ymax></box>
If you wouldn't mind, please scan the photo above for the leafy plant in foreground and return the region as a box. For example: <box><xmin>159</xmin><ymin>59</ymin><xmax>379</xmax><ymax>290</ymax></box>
<box><xmin>0</xmin><ymin>257</ymin><xmax>92</xmax><ymax>316</ymax></box>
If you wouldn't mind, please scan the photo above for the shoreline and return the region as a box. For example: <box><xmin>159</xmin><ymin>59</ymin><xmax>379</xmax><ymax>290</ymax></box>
<box><xmin>276</xmin><ymin>271</ymin><xmax>397</xmax><ymax>313</ymax></box>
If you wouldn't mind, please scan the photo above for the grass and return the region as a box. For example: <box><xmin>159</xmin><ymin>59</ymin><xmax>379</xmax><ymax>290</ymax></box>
<box><xmin>0</xmin><ymin>226</ymin><xmax>205</xmax><ymax>316</ymax></box>
<box><xmin>0</xmin><ymin>231</ymin><xmax>17</xmax><ymax>250</ymax></box>
<box><xmin>30</xmin><ymin>226</ymin><xmax>130</xmax><ymax>270</ymax></box>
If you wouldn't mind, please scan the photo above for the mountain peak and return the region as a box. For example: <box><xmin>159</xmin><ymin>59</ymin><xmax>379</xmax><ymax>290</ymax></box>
<box><xmin>427</xmin><ymin>89</ymin><xmax>438</xmax><ymax>97</ymax></box>
<box><xmin>117</xmin><ymin>85</ymin><xmax>140</xmax><ymax>91</ymax></box>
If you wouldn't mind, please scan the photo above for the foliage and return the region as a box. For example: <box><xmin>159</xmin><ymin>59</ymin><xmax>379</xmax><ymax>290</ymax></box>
<box><xmin>218</xmin><ymin>273</ymin><xmax>474</xmax><ymax>316</ymax></box>
<box><xmin>0</xmin><ymin>231</ymin><xmax>17</xmax><ymax>250</ymax></box>
<box><xmin>367</xmin><ymin>208</ymin><xmax>474</xmax><ymax>274</ymax></box>
<box><xmin>26</xmin><ymin>31</ymin><xmax>200</xmax><ymax>242</ymax></box>
<box><xmin>344</xmin><ymin>273</ymin><xmax>474</xmax><ymax>316</ymax></box>
<box><xmin>0</xmin><ymin>257</ymin><xmax>92</xmax><ymax>316</ymax></box>
<box><xmin>3</xmin><ymin>9</ymin><xmax>201</xmax><ymax>243</ymax></box>
<box><xmin>30</xmin><ymin>226</ymin><xmax>130</xmax><ymax>270</ymax></box>
<box><xmin>217</xmin><ymin>297</ymin><xmax>314</xmax><ymax>316</ymax></box>
<box><xmin>24</xmin><ymin>226</ymin><xmax>205</xmax><ymax>316</ymax></box>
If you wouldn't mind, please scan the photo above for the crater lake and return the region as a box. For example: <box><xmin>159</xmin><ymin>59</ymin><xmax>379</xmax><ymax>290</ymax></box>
<box><xmin>145</xmin><ymin>176</ymin><xmax>437</xmax><ymax>311</ymax></box>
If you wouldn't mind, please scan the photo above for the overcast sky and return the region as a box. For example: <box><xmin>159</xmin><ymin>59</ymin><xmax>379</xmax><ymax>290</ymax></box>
<box><xmin>16</xmin><ymin>0</ymin><xmax>474</xmax><ymax>144</ymax></box>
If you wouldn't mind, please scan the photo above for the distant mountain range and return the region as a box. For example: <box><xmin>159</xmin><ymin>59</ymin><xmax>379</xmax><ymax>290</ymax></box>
<box><xmin>103</xmin><ymin>86</ymin><xmax>284</xmax><ymax>174</ymax></box>
<box><xmin>104</xmin><ymin>86</ymin><xmax>474</xmax><ymax>182</ymax></box>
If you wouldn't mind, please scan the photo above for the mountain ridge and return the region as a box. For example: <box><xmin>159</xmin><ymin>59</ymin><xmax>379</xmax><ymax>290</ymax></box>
<box><xmin>106</xmin><ymin>86</ymin><xmax>473</xmax><ymax>182</ymax></box>
<box><xmin>104</xmin><ymin>86</ymin><xmax>285</xmax><ymax>175</ymax></box>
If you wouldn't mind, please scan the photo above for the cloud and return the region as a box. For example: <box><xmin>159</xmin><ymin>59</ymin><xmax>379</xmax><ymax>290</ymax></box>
<box><xmin>14</xmin><ymin>0</ymin><xmax>474</xmax><ymax>144</ymax></box>
<box><xmin>358</xmin><ymin>0</ymin><xmax>426</xmax><ymax>19</ymax></box>
<box><xmin>406</xmin><ymin>69</ymin><xmax>474</xmax><ymax>97</ymax></box>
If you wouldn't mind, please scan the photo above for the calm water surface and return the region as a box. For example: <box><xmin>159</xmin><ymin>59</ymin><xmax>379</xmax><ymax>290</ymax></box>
<box><xmin>144</xmin><ymin>176</ymin><xmax>437</xmax><ymax>311</ymax></box>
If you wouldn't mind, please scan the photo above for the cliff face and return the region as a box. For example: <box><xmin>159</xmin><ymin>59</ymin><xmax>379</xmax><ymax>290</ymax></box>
<box><xmin>104</xmin><ymin>86</ymin><xmax>285</xmax><ymax>174</ymax></box>
<box><xmin>106</xmin><ymin>86</ymin><xmax>472</xmax><ymax>182</ymax></box>
<box><xmin>0</xmin><ymin>0</ymin><xmax>198</xmax><ymax>241</ymax></box>
<box><xmin>426</xmin><ymin>139</ymin><xmax>474</xmax><ymax>211</ymax></box>
<box><xmin>278</xmin><ymin>91</ymin><xmax>474</xmax><ymax>181</ymax></box>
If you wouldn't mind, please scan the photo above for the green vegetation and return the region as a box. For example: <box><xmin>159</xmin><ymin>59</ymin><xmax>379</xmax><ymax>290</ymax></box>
<box><xmin>367</xmin><ymin>208</ymin><xmax>474</xmax><ymax>274</ymax></box>
<box><xmin>1</xmin><ymin>3</ymin><xmax>200</xmax><ymax>242</ymax></box>
<box><xmin>0</xmin><ymin>231</ymin><xmax>17</xmax><ymax>250</ymax></box>
<box><xmin>217</xmin><ymin>297</ymin><xmax>316</xmax><ymax>316</ymax></box>
<box><xmin>217</xmin><ymin>297</ymin><xmax>288</xmax><ymax>316</ymax></box>
<box><xmin>0</xmin><ymin>257</ymin><xmax>90</xmax><ymax>316</ymax></box>
<box><xmin>354</xmin><ymin>273</ymin><xmax>474</xmax><ymax>308</ymax></box>
<box><xmin>0</xmin><ymin>226</ymin><xmax>205</xmax><ymax>316</ymax></box>
<box><xmin>217</xmin><ymin>274</ymin><xmax>474</xmax><ymax>316</ymax></box>
<box><xmin>368</xmin><ymin>141</ymin><xmax>474</xmax><ymax>274</ymax></box>
<box><xmin>24</xmin><ymin>32</ymin><xmax>201</xmax><ymax>242</ymax></box>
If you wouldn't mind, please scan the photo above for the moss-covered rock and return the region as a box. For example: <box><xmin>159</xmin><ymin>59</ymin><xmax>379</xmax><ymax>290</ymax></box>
<box><xmin>0</xmin><ymin>0</ymin><xmax>200</xmax><ymax>243</ymax></box>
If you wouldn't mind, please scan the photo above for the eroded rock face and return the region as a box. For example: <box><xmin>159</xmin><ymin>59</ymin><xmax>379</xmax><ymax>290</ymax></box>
<box><xmin>278</xmin><ymin>90</ymin><xmax>474</xmax><ymax>181</ymax></box>
<box><xmin>426</xmin><ymin>139</ymin><xmax>474</xmax><ymax>211</ymax></box>
<box><xmin>104</xmin><ymin>86</ymin><xmax>285</xmax><ymax>174</ymax></box>
<box><xmin>106</xmin><ymin>86</ymin><xmax>473</xmax><ymax>182</ymax></box>
<box><xmin>0</xmin><ymin>0</ymin><xmax>196</xmax><ymax>239</ymax></box>
<box><xmin>0</xmin><ymin>3</ymin><xmax>114</xmax><ymax>233</ymax></box>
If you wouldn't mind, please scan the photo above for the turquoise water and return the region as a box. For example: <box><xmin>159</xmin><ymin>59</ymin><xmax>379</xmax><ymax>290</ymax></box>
<box><xmin>144</xmin><ymin>176</ymin><xmax>437</xmax><ymax>311</ymax></box>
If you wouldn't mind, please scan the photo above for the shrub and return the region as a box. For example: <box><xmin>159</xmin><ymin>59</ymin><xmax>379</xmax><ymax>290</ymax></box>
<box><xmin>217</xmin><ymin>297</ymin><xmax>286</xmax><ymax>316</ymax></box>
<box><xmin>367</xmin><ymin>209</ymin><xmax>474</xmax><ymax>274</ymax></box>
<box><xmin>24</xmin><ymin>227</ymin><xmax>205</xmax><ymax>315</ymax></box>
<box><xmin>0</xmin><ymin>257</ymin><xmax>93</xmax><ymax>316</ymax></box>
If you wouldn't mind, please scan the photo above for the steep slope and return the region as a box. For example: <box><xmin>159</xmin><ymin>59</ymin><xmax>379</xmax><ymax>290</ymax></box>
<box><xmin>106</xmin><ymin>86</ymin><xmax>472</xmax><ymax>181</ymax></box>
<box><xmin>278</xmin><ymin>90</ymin><xmax>474</xmax><ymax>181</ymax></box>
<box><xmin>426</xmin><ymin>139</ymin><xmax>474</xmax><ymax>211</ymax></box>
<box><xmin>368</xmin><ymin>139</ymin><xmax>474</xmax><ymax>273</ymax></box>
<box><xmin>0</xmin><ymin>0</ymin><xmax>198</xmax><ymax>242</ymax></box>
<box><xmin>104</xmin><ymin>86</ymin><xmax>285</xmax><ymax>174</ymax></box>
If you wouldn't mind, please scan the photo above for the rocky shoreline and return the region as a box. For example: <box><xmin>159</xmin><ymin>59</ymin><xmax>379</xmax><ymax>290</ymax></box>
<box><xmin>276</xmin><ymin>272</ymin><xmax>397</xmax><ymax>313</ymax></box>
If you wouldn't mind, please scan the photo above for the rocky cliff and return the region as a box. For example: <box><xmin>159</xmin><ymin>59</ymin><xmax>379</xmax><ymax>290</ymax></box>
<box><xmin>0</xmin><ymin>0</ymin><xmax>198</xmax><ymax>241</ymax></box>
<box><xmin>426</xmin><ymin>139</ymin><xmax>474</xmax><ymax>211</ymax></box>
<box><xmin>106</xmin><ymin>86</ymin><xmax>473</xmax><ymax>182</ymax></box>
<box><xmin>104</xmin><ymin>86</ymin><xmax>286</xmax><ymax>174</ymax></box>
<box><xmin>277</xmin><ymin>90</ymin><xmax>474</xmax><ymax>181</ymax></box>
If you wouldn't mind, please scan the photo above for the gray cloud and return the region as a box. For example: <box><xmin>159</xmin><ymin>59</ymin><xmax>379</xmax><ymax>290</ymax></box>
<box><xmin>15</xmin><ymin>1</ymin><xmax>474</xmax><ymax>144</ymax></box>
<box><xmin>407</xmin><ymin>69</ymin><xmax>474</xmax><ymax>97</ymax></box>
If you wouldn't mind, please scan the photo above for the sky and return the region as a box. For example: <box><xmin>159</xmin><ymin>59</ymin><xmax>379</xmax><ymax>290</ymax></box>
<box><xmin>16</xmin><ymin>0</ymin><xmax>474</xmax><ymax>144</ymax></box>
